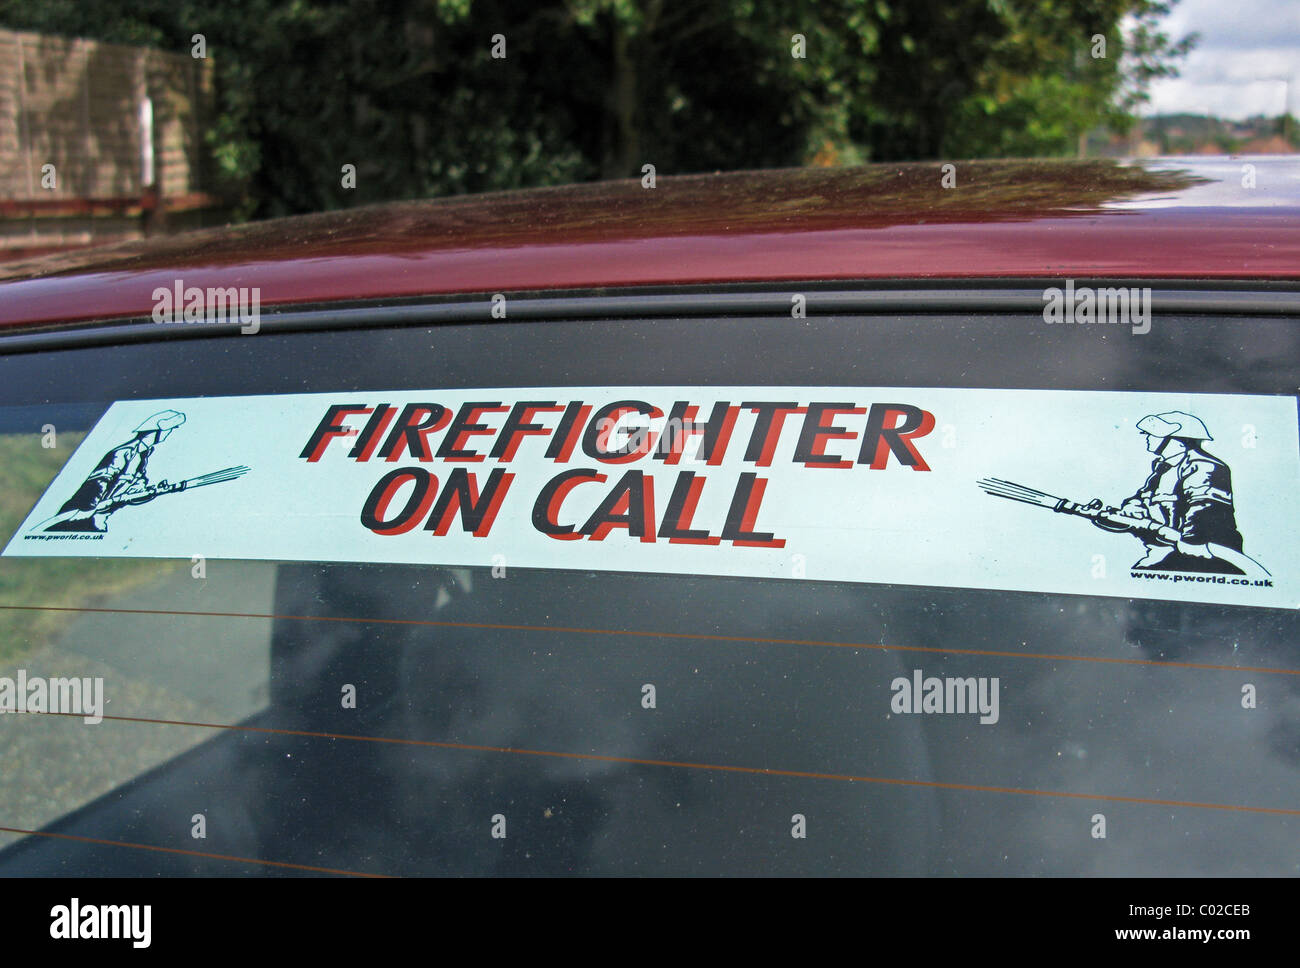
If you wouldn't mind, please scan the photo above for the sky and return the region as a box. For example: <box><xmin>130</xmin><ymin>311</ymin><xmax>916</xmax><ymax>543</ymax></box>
<box><xmin>1142</xmin><ymin>0</ymin><xmax>1299</xmax><ymax>119</ymax></box>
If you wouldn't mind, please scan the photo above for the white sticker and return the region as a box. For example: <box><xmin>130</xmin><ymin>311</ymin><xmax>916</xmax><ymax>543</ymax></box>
<box><xmin>4</xmin><ymin>387</ymin><xmax>1296</xmax><ymax>608</ymax></box>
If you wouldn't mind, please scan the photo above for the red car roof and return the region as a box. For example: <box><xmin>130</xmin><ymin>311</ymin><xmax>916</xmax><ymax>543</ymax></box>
<box><xmin>1</xmin><ymin>157</ymin><xmax>1298</xmax><ymax>328</ymax></box>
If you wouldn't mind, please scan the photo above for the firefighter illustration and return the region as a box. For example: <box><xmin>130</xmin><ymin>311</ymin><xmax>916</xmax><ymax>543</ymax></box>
<box><xmin>36</xmin><ymin>410</ymin><xmax>248</xmax><ymax>533</ymax></box>
<box><xmin>978</xmin><ymin>411</ymin><xmax>1267</xmax><ymax>577</ymax></box>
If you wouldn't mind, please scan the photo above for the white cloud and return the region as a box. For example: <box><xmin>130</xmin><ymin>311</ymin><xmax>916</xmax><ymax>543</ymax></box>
<box><xmin>1138</xmin><ymin>0</ymin><xmax>1299</xmax><ymax>119</ymax></box>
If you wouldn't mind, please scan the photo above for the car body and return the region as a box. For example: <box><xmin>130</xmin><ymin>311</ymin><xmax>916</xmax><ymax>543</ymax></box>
<box><xmin>1</xmin><ymin>158</ymin><xmax>1299</xmax><ymax>331</ymax></box>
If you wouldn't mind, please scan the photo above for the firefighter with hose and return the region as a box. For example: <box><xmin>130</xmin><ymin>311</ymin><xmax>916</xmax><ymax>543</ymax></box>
<box><xmin>39</xmin><ymin>410</ymin><xmax>247</xmax><ymax>533</ymax></box>
<box><xmin>1112</xmin><ymin>412</ymin><xmax>1246</xmax><ymax>574</ymax></box>
<box><xmin>978</xmin><ymin>412</ymin><xmax>1266</xmax><ymax>577</ymax></box>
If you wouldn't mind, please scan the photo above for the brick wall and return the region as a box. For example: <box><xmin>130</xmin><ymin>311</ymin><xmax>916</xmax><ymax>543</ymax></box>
<box><xmin>0</xmin><ymin>28</ymin><xmax>212</xmax><ymax>200</ymax></box>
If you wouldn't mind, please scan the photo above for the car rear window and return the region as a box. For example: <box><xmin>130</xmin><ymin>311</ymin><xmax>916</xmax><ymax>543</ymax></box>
<box><xmin>0</xmin><ymin>307</ymin><xmax>1296</xmax><ymax>875</ymax></box>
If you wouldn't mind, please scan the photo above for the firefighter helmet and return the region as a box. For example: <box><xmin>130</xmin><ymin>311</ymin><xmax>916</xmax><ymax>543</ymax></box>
<box><xmin>134</xmin><ymin>410</ymin><xmax>186</xmax><ymax>437</ymax></box>
<box><xmin>1136</xmin><ymin>411</ymin><xmax>1212</xmax><ymax>441</ymax></box>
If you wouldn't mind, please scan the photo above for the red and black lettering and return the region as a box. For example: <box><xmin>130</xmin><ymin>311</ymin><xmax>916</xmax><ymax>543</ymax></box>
<box><xmin>349</xmin><ymin>404</ymin><xmax>397</xmax><ymax>461</ymax></box>
<box><xmin>582</xmin><ymin>401</ymin><xmax>662</xmax><ymax>464</ymax></box>
<box><xmin>424</xmin><ymin>467</ymin><xmax>514</xmax><ymax>537</ymax></box>
<box><xmin>795</xmin><ymin>403</ymin><xmax>866</xmax><ymax>468</ymax></box>
<box><xmin>301</xmin><ymin>404</ymin><xmax>371</xmax><ymax>462</ymax></box>
<box><xmin>360</xmin><ymin>467</ymin><xmax>437</xmax><ymax>535</ymax></box>
<box><xmin>435</xmin><ymin>402</ymin><xmax>508</xmax><ymax>462</ymax></box>
<box><xmin>581</xmin><ymin>470</ymin><xmax>656</xmax><ymax>542</ymax></box>
<box><xmin>490</xmin><ymin>401</ymin><xmax>564</xmax><ymax>461</ymax></box>
<box><xmin>858</xmin><ymin>403</ymin><xmax>935</xmax><ymax>470</ymax></box>
<box><xmin>741</xmin><ymin>402</ymin><xmax>805</xmax><ymax>467</ymax></box>
<box><xmin>532</xmin><ymin>469</ymin><xmax>606</xmax><ymax>539</ymax></box>
<box><xmin>654</xmin><ymin>401</ymin><xmax>701</xmax><ymax>464</ymax></box>
<box><xmin>378</xmin><ymin>403</ymin><xmax>451</xmax><ymax>462</ymax></box>
<box><xmin>721</xmin><ymin>472</ymin><xmax>785</xmax><ymax>547</ymax></box>
<box><xmin>658</xmin><ymin>472</ymin><xmax>719</xmax><ymax>544</ymax></box>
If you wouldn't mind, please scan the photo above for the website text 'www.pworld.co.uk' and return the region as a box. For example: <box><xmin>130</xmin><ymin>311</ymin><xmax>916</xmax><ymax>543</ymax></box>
<box><xmin>1130</xmin><ymin>572</ymin><xmax>1272</xmax><ymax>587</ymax></box>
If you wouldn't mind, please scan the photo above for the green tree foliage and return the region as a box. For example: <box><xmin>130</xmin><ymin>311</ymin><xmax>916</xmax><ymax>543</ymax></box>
<box><xmin>0</xmin><ymin>0</ymin><xmax>1196</xmax><ymax>216</ymax></box>
<box><xmin>936</xmin><ymin>1</ymin><xmax>1199</xmax><ymax>158</ymax></box>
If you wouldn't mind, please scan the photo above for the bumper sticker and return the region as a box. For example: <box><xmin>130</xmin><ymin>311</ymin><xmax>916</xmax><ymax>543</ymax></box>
<box><xmin>4</xmin><ymin>387</ymin><xmax>1296</xmax><ymax>608</ymax></box>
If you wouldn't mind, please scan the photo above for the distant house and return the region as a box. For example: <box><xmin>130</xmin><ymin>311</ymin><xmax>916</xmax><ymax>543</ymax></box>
<box><xmin>1237</xmin><ymin>135</ymin><xmax>1296</xmax><ymax>154</ymax></box>
<box><xmin>0</xmin><ymin>28</ymin><xmax>229</xmax><ymax>260</ymax></box>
